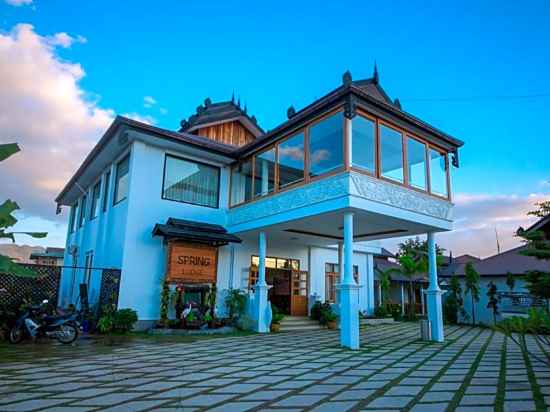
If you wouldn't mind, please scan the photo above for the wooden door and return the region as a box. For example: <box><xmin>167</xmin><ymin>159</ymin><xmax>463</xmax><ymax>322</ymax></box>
<box><xmin>290</xmin><ymin>270</ymin><xmax>308</xmax><ymax>316</ymax></box>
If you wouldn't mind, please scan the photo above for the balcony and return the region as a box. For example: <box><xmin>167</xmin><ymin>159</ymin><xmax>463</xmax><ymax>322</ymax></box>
<box><xmin>227</xmin><ymin>106</ymin><xmax>455</xmax><ymax>240</ymax></box>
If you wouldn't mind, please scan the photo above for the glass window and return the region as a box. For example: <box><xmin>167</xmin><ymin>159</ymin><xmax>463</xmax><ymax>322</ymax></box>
<box><xmin>352</xmin><ymin>115</ymin><xmax>376</xmax><ymax>173</ymax></box>
<box><xmin>79</xmin><ymin>195</ymin><xmax>87</xmax><ymax>227</ymax></box>
<box><xmin>162</xmin><ymin>155</ymin><xmax>220</xmax><ymax>208</ymax></box>
<box><xmin>102</xmin><ymin>171</ymin><xmax>110</xmax><ymax>212</ymax></box>
<box><xmin>230</xmin><ymin>159</ymin><xmax>253</xmax><ymax>205</ymax></box>
<box><xmin>254</xmin><ymin>147</ymin><xmax>275</xmax><ymax>197</ymax></box>
<box><xmin>429</xmin><ymin>149</ymin><xmax>448</xmax><ymax>197</ymax></box>
<box><xmin>114</xmin><ymin>155</ymin><xmax>129</xmax><ymax>204</ymax></box>
<box><xmin>68</xmin><ymin>203</ymin><xmax>77</xmax><ymax>233</ymax></box>
<box><xmin>407</xmin><ymin>137</ymin><xmax>427</xmax><ymax>190</ymax></box>
<box><xmin>380</xmin><ymin>124</ymin><xmax>404</xmax><ymax>182</ymax></box>
<box><xmin>90</xmin><ymin>181</ymin><xmax>101</xmax><ymax>219</ymax></box>
<box><xmin>278</xmin><ymin>132</ymin><xmax>305</xmax><ymax>188</ymax></box>
<box><xmin>308</xmin><ymin>112</ymin><xmax>344</xmax><ymax>177</ymax></box>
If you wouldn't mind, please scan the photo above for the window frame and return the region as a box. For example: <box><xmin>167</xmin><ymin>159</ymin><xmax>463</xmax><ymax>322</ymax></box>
<box><xmin>276</xmin><ymin>129</ymin><xmax>306</xmax><ymax>191</ymax></box>
<box><xmin>102</xmin><ymin>171</ymin><xmax>111</xmax><ymax>212</ymax></box>
<box><xmin>350</xmin><ymin>111</ymin><xmax>378</xmax><ymax>177</ymax></box>
<box><xmin>68</xmin><ymin>203</ymin><xmax>77</xmax><ymax>233</ymax></box>
<box><xmin>78</xmin><ymin>194</ymin><xmax>87</xmax><ymax>228</ymax></box>
<box><xmin>161</xmin><ymin>153</ymin><xmax>221</xmax><ymax>209</ymax></box>
<box><xmin>427</xmin><ymin>146</ymin><xmax>450</xmax><ymax>199</ymax></box>
<box><xmin>90</xmin><ymin>180</ymin><xmax>101</xmax><ymax>220</ymax></box>
<box><xmin>378</xmin><ymin>120</ymin><xmax>406</xmax><ymax>184</ymax></box>
<box><xmin>253</xmin><ymin>145</ymin><xmax>277</xmax><ymax>199</ymax></box>
<box><xmin>405</xmin><ymin>134</ymin><xmax>428</xmax><ymax>192</ymax></box>
<box><xmin>113</xmin><ymin>154</ymin><xmax>130</xmax><ymax>206</ymax></box>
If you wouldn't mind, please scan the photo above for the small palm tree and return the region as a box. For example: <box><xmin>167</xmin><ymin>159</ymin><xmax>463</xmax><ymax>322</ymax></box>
<box><xmin>464</xmin><ymin>262</ymin><xmax>481</xmax><ymax>326</ymax></box>
<box><xmin>395</xmin><ymin>254</ymin><xmax>425</xmax><ymax>320</ymax></box>
<box><xmin>375</xmin><ymin>267</ymin><xmax>393</xmax><ymax>310</ymax></box>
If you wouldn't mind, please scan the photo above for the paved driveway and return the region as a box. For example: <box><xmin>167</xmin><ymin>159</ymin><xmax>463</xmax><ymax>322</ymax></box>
<box><xmin>0</xmin><ymin>323</ymin><xmax>548</xmax><ymax>411</ymax></box>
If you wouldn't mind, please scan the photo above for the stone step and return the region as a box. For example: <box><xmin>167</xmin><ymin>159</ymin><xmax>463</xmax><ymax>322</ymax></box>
<box><xmin>280</xmin><ymin>324</ymin><xmax>325</xmax><ymax>331</ymax></box>
<box><xmin>279</xmin><ymin>316</ymin><xmax>324</xmax><ymax>331</ymax></box>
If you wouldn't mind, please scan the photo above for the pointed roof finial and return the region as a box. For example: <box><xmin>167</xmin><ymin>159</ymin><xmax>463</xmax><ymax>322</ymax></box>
<box><xmin>237</xmin><ymin>96</ymin><xmax>241</xmax><ymax>108</ymax></box>
<box><xmin>231</xmin><ymin>90</ymin><xmax>235</xmax><ymax>103</ymax></box>
<box><xmin>373</xmin><ymin>61</ymin><xmax>379</xmax><ymax>84</ymax></box>
<box><xmin>244</xmin><ymin>102</ymin><xmax>247</xmax><ymax>114</ymax></box>
<box><xmin>342</xmin><ymin>70</ymin><xmax>352</xmax><ymax>86</ymax></box>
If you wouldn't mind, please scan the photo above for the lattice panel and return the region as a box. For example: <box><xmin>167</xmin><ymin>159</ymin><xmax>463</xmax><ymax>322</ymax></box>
<box><xmin>98</xmin><ymin>269</ymin><xmax>121</xmax><ymax>311</ymax></box>
<box><xmin>0</xmin><ymin>264</ymin><xmax>61</xmax><ymax>310</ymax></box>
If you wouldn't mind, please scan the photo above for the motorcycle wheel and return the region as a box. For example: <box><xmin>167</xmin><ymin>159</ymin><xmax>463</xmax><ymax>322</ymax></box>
<box><xmin>56</xmin><ymin>324</ymin><xmax>78</xmax><ymax>344</ymax></box>
<box><xmin>8</xmin><ymin>326</ymin><xmax>24</xmax><ymax>344</ymax></box>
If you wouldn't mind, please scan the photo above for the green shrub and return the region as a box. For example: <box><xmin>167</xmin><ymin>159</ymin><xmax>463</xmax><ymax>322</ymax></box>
<box><xmin>374</xmin><ymin>305</ymin><xmax>388</xmax><ymax>318</ymax></box>
<box><xmin>311</xmin><ymin>301</ymin><xmax>331</xmax><ymax>321</ymax></box>
<box><xmin>319</xmin><ymin>306</ymin><xmax>337</xmax><ymax>325</ymax></box>
<box><xmin>225</xmin><ymin>289</ymin><xmax>247</xmax><ymax>322</ymax></box>
<box><xmin>98</xmin><ymin>308</ymin><xmax>137</xmax><ymax>334</ymax></box>
<box><xmin>271</xmin><ymin>304</ymin><xmax>284</xmax><ymax>324</ymax></box>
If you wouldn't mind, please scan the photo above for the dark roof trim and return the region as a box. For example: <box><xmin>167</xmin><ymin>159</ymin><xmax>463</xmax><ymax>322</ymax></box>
<box><xmin>55</xmin><ymin>116</ymin><xmax>238</xmax><ymax>204</ymax></box>
<box><xmin>152</xmin><ymin>218</ymin><xmax>242</xmax><ymax>246</ymax></box>
<box><xmin>525</xmin><ymin>214</ymin><xmax>550</xmax><ymax>233</ymax></box>
<box><xmin>236</xmin><ymin>83</ymin><xmax>463</xmax><ymax>158</ymax></box>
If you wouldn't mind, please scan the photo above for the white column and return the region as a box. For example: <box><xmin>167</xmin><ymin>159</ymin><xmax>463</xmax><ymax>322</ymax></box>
<box><xmin>345</xmin><ymin>116</ymin><xmax>353</xmax><ymax>167</ymax></box>
<box><xmin>400</xmin><ymin>283</ymin><xmax>405</xmax><ymax>315</ymax></box>
<box><xmin>426</xmin><ymin>232</ymin><xmax>444</xmax><ymax>342</ymax></box>
<box><xmin>364</xmin><ymin>253</ymin><xmax>375</xmax><ymax>315</ymax></box>
<box><xmin>337</xmin><ymin>242</ymin><xmax>343</xmax><ymax>304</ymax></box>
<box><xmin>254</xmin><ymin>231</ymin><xmax>270</xmax><ymax>333</ymax></box>
<box><xmin>338</xmin><ymin>212</ymin><xmax>360</xmax><ymax>350</ymax></box>
<box><xmin>377</xmin><ymin>282</ymin><xmax>382</xmax><ymax>307</ymax></box>
<box><xmin>420</xmin><ymin>286</ymin><xmax>425</xmax><ymax>315</ymax></box>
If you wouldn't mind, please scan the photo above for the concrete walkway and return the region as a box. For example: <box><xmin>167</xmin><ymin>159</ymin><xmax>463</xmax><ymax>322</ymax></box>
<box><xmin>0</xmin><ymin>323</ymin><xmax>548</xmax><ymax>411</ymax></box>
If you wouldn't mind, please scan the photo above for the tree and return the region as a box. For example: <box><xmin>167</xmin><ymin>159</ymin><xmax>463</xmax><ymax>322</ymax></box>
<box><xmin>444</xmin><ymin>276</ymin><xmax>467</xmax><ymax>324</ymax></box>
<box><xmin>375</xmin><ymin>267</ymin><xmax>393</xmax><ymax>310</ymax></box>
<box><xmin>394</xmin><ymin>254</ymin><xmax>426</xmax><ymax>320</ymax></box>
<box><xmin>505</xmin><ymin>272</ymin><xmax>515</xmax><ymax>292</ymax></box>
<box><xmin>464</xmin><ymin>262</ymin><xmax>480</xmax><ymax>326</ymax></box>
<box><xmin>396</xmin><ymin>237</ymin><xmax>444</xmax><ymax>320</ymax></box>
<box><xmin>0</xmin><ymin>143</ymin><xmax>47</xmax><ymax>277</ymax></box>
<box><xmin>486</xmin><ymin>281</ymin><xmax>499</xmax><ymax>325</ymax></box>
<box><xmin>517</xmin><ymin>201</ymin><xmax>550</xmax><ymax>310</ymax></box>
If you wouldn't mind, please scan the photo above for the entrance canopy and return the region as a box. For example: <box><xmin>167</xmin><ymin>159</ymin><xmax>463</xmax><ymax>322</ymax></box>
<box><xmin>153</xmin><ymin>218</ymin><xmax>242</xmax><ymax>247</ymax></box>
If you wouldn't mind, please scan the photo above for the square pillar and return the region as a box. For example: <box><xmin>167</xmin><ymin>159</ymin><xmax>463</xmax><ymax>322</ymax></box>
<box><xmin>338</xmin><ymin>212</ymin><xmax>360</xmax><ymax>350</ymax></box>
<box><xmin>400</xmin><ymin>283</ymin><xmax>405</xmax><ymax>315</ymax></box>
<box><xmin>426</xmin><ymin>232</ymin><xmax>444</xmax><ymax>342</ymax></box>
<box><xmin>254</xmin><ymin>231</ymin><xmax>270</xmax><ymax>333</ymax></box>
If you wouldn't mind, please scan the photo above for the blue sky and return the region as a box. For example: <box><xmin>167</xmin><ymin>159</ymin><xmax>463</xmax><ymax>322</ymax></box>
<box><xmin>1</xmin><ymin>0</ymin><xmax>549</xmax><ymax>256</ymax></box>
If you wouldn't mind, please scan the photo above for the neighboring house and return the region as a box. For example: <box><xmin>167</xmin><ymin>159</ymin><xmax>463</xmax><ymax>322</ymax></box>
<box><xmin>54</xmin><ymin>67</ymin><xmax>463</xmax><ymax>342</ymax></box>
<box><xmin>441</xmin><ymin>215</ymin><xmax>550</xmax><ymax>325</ymax></box>
<box><xmin>29</xmin><ymin>247</ymin><xmax>65</xmax><ymax>266</ymax></box>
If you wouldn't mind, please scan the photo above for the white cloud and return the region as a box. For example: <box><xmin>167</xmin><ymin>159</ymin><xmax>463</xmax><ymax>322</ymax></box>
<box><xmin>143</xmin><ymin>95</ymin><xmax>156</xmax><ymax>108</ymax></box>
<box><xmin>159</xmin><ymin>107</ymin><xmax>168</xmax><ymax>115</ymax></box>
<box><xmin>47</xmin><ymin>32</ymin><xmax>87</xmax><ymax>49</ymax></box>
<box><xmin>5</xmin><ymin>0</ymin><xmax>32</xmax><ymax>6</ymax></box>
<box><xmin>380</xmin><ymin>192</ymin><xmax>549</xmax><ymax>258</ymax></box>
<box><xmin>0</xmin><ymin>23</ymin><xmax>114</xmax><ymax>226</ymax></box>
<box><xmin>122</xmin><ymin>112</ymin><xmax>156</xmax><ymax>125</ymax></box>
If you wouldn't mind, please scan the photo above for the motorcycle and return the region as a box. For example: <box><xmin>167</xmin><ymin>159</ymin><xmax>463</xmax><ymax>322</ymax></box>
<box><xmin>9</xmin><ymin>300</ymin><xmax>79</xmax><ymax>344</ymax></box>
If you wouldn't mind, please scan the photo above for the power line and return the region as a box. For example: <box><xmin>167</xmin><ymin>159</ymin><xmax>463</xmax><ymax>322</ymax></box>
<box><xmin>401</xmin><ymin>93</ymin><xmax>550</xmax><ymax>103</ymax></box>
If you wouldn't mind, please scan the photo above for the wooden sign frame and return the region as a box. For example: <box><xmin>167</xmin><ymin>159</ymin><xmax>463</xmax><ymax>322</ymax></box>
<box><xmin>166</xmin><ymin>241</ymin><xmax>218</xmax><ymax>284</ymax></box>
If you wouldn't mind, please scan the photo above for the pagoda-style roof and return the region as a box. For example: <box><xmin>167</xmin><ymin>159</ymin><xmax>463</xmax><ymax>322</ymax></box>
<box><xmin>179</xmin><ymin>98</ymin><xmax>264</xmax><ymax>138</ymax></box>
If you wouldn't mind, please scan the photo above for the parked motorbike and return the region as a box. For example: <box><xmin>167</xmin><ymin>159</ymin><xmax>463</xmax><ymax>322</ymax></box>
<box><xmin>9</xmin><ymin>300</ymin><xmax>79</xmax><ymax>344</ymax></box>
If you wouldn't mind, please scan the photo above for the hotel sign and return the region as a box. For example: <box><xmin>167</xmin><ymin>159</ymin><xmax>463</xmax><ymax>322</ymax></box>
<box><xmin>166</xmin><ymin>242</ymin><xmax>217</xmax><ymax>283</ymax></box>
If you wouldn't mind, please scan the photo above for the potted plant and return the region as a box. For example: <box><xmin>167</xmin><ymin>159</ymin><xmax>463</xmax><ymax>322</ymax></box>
<box><xmin>203</xmin><ymin>313</ymin><xmax>213</xmax><ymax>328</ymax></box>
<box><xmin>271</xmin><ymin>313</ymin><xmax>284</xmax><ymax>332</ymax></box>
<box><xmin>320</xmin><ymin>307</ymin><xmax>337</xmax><ymax>329</ymax></box>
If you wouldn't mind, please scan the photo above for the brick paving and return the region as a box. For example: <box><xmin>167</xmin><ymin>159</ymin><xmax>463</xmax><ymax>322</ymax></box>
<box><xmin>0</xmin><ymin>323</ymin><xmax>548</xmax><ymax>411</ymax></box>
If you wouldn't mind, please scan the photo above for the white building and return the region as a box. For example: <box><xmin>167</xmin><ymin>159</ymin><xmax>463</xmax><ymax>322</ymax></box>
<box><xmin>55</xmin><ymin>69</ymin><xmax>463</xmax><ymax>348</ymax></box>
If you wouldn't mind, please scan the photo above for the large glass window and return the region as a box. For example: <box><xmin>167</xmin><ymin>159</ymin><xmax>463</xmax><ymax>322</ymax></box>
<box><xmin>352</xmin><ymin>115</ymin><xmax>376</xmax><ymax>173</ymax></box>
<box><xmin>308</xmin><ymin>112</ymin><xmax>344</xmax><ymax>177</ymax></box>
<box><xmin>79</xmin><ymin>195</ymin><xmax>87</xmax><ymax>227</ymax></box>
<box><xmin>254</xmin><ymin>147</ymin><xmax>275</xmax><ymax>197</ymax></box>
<box><xmin>407</xmin><ymin>137</ymin><xmax>427</xmax><ymax>190</ymax></box>
<box><xmin>102</xmin><ymin>171</ymin><xmax>110</xmax><ymax>212</ymax></box>
<box><xmin>114</xmin><ymin>155</ymin><xmax>129</xmax><ymax>204</ymax></box>
<box><xmin>278</xmin><ymin>132</ymin><xmax>305</xmax><ymax>188</ymax></box>
<box><xmin>380</xmin><ymin>124</ymin><xmax>404</xmax><ymax>182</ymax></box>
<box><xmin>429</xmin><ymin>149</ymin><xmax>448</xmax><ymax>197</ymax></box>
<box><xmin>90</xmin><ymin>181</ymin><xmax>101</xmax><ymax>219</ymax></box>
<box><xmin>230</xmin><ymin>159</ymin><xmax>253</xmax><ymax>205</ymax></box>
<box><xmin>162</xmin><ymin>155</ymin><xmax>220</xmax><ymax>208</ymax></box>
